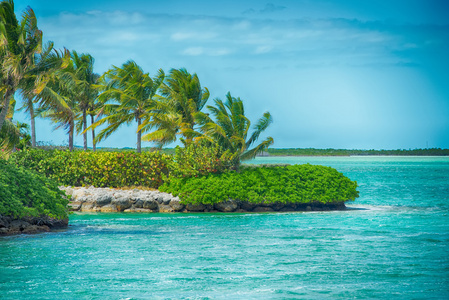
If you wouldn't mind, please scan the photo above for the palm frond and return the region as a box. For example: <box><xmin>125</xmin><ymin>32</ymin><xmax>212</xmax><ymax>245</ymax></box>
<box><xmin>241</xmin><ymin>136</ymin><xmax>274</xmax><ymax>161</ymax></box>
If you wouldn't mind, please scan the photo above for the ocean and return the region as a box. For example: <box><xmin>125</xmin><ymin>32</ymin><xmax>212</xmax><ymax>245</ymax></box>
<box><xmin>1</xmin><ymin>156</ymin><xmax>448</xmax><ymax>299</ymax></box>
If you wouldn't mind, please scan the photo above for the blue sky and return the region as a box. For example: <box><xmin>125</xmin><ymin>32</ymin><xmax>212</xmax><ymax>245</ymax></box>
<box><xmin>12</xmin><ymin>0</ymin><xmax>449</xmax><ymax>149</ymax></box>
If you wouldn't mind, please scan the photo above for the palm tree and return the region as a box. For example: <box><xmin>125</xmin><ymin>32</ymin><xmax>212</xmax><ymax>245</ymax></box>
<box><xmin>35</xmin><ymin>50</ymin><xmax>97</xmax><ymax>152</ymax></box>
<box><xmin>89</xmin><ymin>60</ymin><xmax>164</xmax><ymax>153</ymax></box>
<box><xmin>37</xmin><ymin>69</ymin><xmax>78</xmax><ymax>151</ymax></box>
<box><xmin>66</xmin><ymin>51</ymin><xmax>99</xmax><ymax>151</ymax></box>
<box><xmin>0</xmin><ymin>1</ymin><xmax>68</xmax><ymax>132</ymax></box>
<box><xmin>17</xmin><ymin>42</ymin><xmax>69</xmax><ymax>147</ymax></box>
<box><xmin>141</xmin><ymin>68</ymin><xmax>209</xmax><ymax>146</ymax></box>
<box><xmin>16</xmin><ymin>93</ymin><xmax>37</xmax><ymax>147</ymax></box>
<box><xmin>0</xmin><ymin>93</ymin><xmax>30</xmax><ymax>155</ymax></box>
<box><xmin>197</xmin><ymin>92</ymin><xmax>274</xmax><ymax>171</ymax></box>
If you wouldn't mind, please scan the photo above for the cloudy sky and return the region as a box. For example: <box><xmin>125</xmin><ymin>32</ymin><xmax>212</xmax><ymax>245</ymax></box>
<box><xmin>13</xmin><ymin>0</ymin><xmax>449</xmax><ymax>149</ymax></box>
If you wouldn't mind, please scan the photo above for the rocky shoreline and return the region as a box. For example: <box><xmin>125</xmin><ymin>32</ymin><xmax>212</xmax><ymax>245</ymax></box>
<box><xmin>60</xmin><ymin>186</ymin><xmax>347</xmax><ymax>213</ymax></box>
<box><xmin>0</xmin><ymin>186</ymin><xmax>347</xmax><ymax>236</ymax></box>
<box><xmin>0</xmin><ymin>215</ymin><xmax>68</xmax><ymax>236</ymax></box>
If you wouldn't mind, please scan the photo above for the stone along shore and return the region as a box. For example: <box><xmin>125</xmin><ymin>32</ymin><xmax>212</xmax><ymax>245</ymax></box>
<box><xmin>61</xmin><ymin>186</ymin><xmax>346</xmax><ymax>213</ymax></box>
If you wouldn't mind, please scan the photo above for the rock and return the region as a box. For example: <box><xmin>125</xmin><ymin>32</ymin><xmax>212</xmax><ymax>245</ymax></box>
<box><xmin>80</xmin><ymin>202</ymin><xmax>95</xmax><ymax>212</ymax></box>
<box><xmin>112</xmin><ymin>197</ymin><xmax>132</xmax><ymax>211</ymax></box>
<box><xmin>268</xmin><ymin>202</ymin><xmax>285</xmax><ymax>211</ymax></box>
<box><xmin>253</xmin><ymin>206</ymin><xmax>274</xmax><ymax>212</ymax></box>
<box><xmin>214</xmin><ymin>200</ymin><xmax>238</xmax><ymax>212</ymax></box>
<box><xmin>142</xmin><ymin>199</ymin><xmax>159</xmax><ymax>210</ymax></box>
<box><xmin>156</xmin><ymin>193</ymin><xmax>173</xmax><ymax>205</ymax></box>
<box><xmin>100</xmin><ymin>204</ymin><xmax>118</xmax><ymax>212</ymax></box>
<box><xmin>134</xmin><ymin>199</ymin><xmax>144</xmax><ymax>208</ymax></box>
<box><xmin>240</xmin><ymin>201</ymin><xmax>257</xmax><ymax>211</ymax></box>
<box><xmin>0</xmin><ymin>228</ymin><xmax>10</xmax><ymax>235</ymax></box>
<box><xmin>159</xmin><ymin>204</ymin><xmax>174</xmax><ymax>213</ymax></box>
<box><xmin>10</xmin><ymin>220</ymin><xmax>31</xmax><ymax>231</ymax></box>
<box><xmin>169</xmin><ymin>197</ymin><xmax>185</xmax><ymax>212</ymax></box>
<box><xmin>72</xmin><ymin>188</ymin><xmax>87</xmax><ymax>200</ymax></box>
<box><xmin>68</xmin><ymin>202</ymin><xmax>82</xmax><ymax>211</ymax></box>
<box><xmin>47</xmin><ymin>218</ymin><xmax>68</xmax><ymax>228</ymax></box>
<box><xmin>0</xmin><ymin>215</ymin><xmax>10</xmax><ymax>228</ymax></box>
<box><xmin>279</xmin><ymin>207</ymin><xmax>295</xmax><ymax>212</ymax></box>
<box><xmin>124</xmin><ymin>208</ymin><xmax>154</xmax><ymax>213</ymax></box>
<box><xmin>186</xmin><ymin>203</ymin><xmax>206</xmax><ymax>212</ymax></box>
<box><xmin>22</xmin><ymin>225</ymin><xmax>50</xmax><ymax>234</ymax></box>
<box><xmin>95</xmin><ymin>194</ymin><xmax>112</xmax><ymax>206</ymax></box>
<box><xmin>77</xmin><ymin>196</ymin><xmax>92</xmax><ymax>204</ymax></box>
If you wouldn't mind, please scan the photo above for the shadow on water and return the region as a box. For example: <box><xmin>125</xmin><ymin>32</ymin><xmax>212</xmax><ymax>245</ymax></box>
<box><xmin>345</xmin><ymin>206</ymin><xmax>369</xmax><ymax>211</ymax></box>
<box><xmin>66</xmin><ymin>224</ymin><xmax>169</xmax><ymax>236</ymax></box>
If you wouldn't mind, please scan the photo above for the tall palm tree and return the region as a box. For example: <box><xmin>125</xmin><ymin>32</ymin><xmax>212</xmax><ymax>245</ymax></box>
<box><xmin>17</xmin><ymin>42</ymin><xmax>69</xmax><ymax>147</ymax></box>
<box><xmin>141</xmin><ymin>68</ymin><xmax>209</xmax><ymax>146</ymax></box>
<box><xmin>36</xmin><ymin>52</ymin><xmax>91</xmax><ymax>151</ymax></box>
<box><xmin>89</xmin><ymin>60</ymin><xmax>164</xmax><ymax>153</ymax></box>
<box><xmin>0</xmin><ymin>1</ymin><xmax>68</xmax><ymax>132</ymax></box>
<box><xmin>16</xmin><ymin>93</ymin><xmax>37</xmax><ymax>147</ymax></box>
<box><xmin>66</xmin><ymin>51</ymin><xmax>99</xmax><ymax>151</ymax></box>
<box><xmin>197</xmin><ymin>92</ymin><xmax>274</xmax><ymax>170</ymax></box>
<box><xmin>0</xmin><ymin>92</ymin><xmax>30</xmax><ymax>156</ymax></box>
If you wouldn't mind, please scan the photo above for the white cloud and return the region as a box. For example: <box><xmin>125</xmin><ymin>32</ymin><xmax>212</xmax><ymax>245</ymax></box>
<box><xmin>183</xmin><ymin>47</ymin><xmax>204</xmax><ymax>55</ymax></box>
<box><xmin>254</xmin><ymin>45</ymin><xmax>272</xmax><ymax>54</ymax></box>
<box><xmin>182</xmin><ymin>47</ymin><xmax>230</xmax><ymax>56</ymax></box>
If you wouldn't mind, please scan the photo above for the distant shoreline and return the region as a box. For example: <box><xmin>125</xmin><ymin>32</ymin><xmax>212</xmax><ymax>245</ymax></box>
<box><xmin>256</xmin><ymin>154</ymin><xmax>449</xmax><ymax>157</ymax></box>
<box><xmin>262</xmin><ymin>148</ymin><xmax>449</xmax><ymax>157</ymax></box>
<box><xmin>36</xmin><ymin>146</ymin><xmax>449</xmax><ymax>156</ymax></box>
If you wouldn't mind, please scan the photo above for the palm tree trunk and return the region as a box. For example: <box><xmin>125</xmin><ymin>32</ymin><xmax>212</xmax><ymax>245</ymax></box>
<box><xmin>0</xmin><ymin>89</ymin><xmax>14</xmax><ymax>132</ymax></box>
<box><xmin>69</xmin><ymin>120</ymin><xmax>74</xmax><ymax>151</ymax></box>
<box><xmin>91</xmin><ymin>114</ymin><xmax>96</xmax><ymax>152</ymax></box>
<box><xmin>83</xmin><ymin>109</ymin><xmax>88</xmax><ymax>151</ymax></box>
<box><xmin>30</xmin><ymin>104</ymin><xmax>36</xmax><ymax>147</ymax></box>
<box><xmin>137</xmin><ymin>117</ymin><xmax>141</xmax><ymax>153</ymax></box>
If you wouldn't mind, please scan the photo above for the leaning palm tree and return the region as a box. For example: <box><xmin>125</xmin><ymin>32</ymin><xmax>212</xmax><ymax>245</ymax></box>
<box><xmin>16</xmin><ymin>93</ymin><xmax>37</xmax><ymax>147</ymax></box>
<box><xmin>70</xmin><ymin>51</ymin><xmax>99</xmax><ymax>151</ymax></box>
<box><xmin>0</xmin><ymin>92</ymin><xmax>18</xmax><ymax>153</ymax></box>
<box><xmin>36</xmin><ymin>54</ymin><xmax>86</xmax><ymax>151</ymax></box>
<box><xmin>196</xmin><ymin>92</ymin><xmax>274</xmax><ymax>171</ymax></box>
<box><xmin>0</xmin><ymin>92</ymin><xmax>30</xmax><ymax>156</ymax></box>
<box><xmin>0</xmin><ymin>1</ymin><xmax>69</xmax><ymax>132</ymax></box>
<box><xmin>18</xmin><ymin>42</ymin><xmax>69</xmax><ymax>147</ymax></box>
<box><xmin>141</xmin><ymin>68</ymin><xmax>209</xmax><ymax>146</ymax></box>
<box><xmin>88</xmin><ymin>60</ymin><xmax>164</xmax><ymax>153</ymax></box>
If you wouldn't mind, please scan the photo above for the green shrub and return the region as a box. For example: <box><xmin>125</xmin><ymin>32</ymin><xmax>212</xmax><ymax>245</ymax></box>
<box><xmin>160</xmin><ymin>164</ymin><xmax>359</xmax><ymax>205</ymax></box>
<box><xmin>11</xmin><ymin>149</ymin><xmax>172</xmax><ymax>188</ymax></box>
<box><xmin>169</xmin><ymin>142</ymin><xmax>234</xmax><ymax>178</ymax></box>
<box><xmin>0</xmin><ymin>159</ymin><xmax>69</xmax><ymax>219</ymax></box>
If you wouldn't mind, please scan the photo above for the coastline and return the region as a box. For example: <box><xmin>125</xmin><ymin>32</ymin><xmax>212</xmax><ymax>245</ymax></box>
<box><xmin>61</xmin><ymin>186</ymin><xmax>347</xmax><ymax>214</ymax></box>
<box><xmin>0</xmin><ymin>215</ymin><xmax>68</xmax><ymax>236</ymax></box>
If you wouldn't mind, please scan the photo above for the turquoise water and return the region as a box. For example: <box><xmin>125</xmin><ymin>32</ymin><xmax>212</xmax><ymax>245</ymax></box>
<box><xmin>1</xmin><ymin>156</ymin><xmax>448</xmax><ymax>299</ymax></box>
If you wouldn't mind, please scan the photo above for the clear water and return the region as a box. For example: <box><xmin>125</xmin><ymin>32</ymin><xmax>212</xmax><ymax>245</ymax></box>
<box><xmin>1</xmin><ymin>156</ymin><xmax>448</xmax><ymax>299</ymax></box>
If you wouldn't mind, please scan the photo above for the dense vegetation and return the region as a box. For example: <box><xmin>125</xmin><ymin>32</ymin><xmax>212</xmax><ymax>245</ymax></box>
<box><xmin>0</xmin><ymin>159</ymin><xmax>68</xmax><ymax>219</ymax></box>
<box><xmin>160</xmin><ymin>164</ymin><xmax>359</xmax><ymax>205</ymax></box>
<box><xmin>1</xmin><ymin>1</ymin><xmax>359</xmax><ymax>216</ymax></box>
<box><xmin>10</xmin><ymin>148</ymin><xmax>359</xmax><ymax>207</ymax></box>
<box><xmin>11</xmin><ymin>149</ymin><xmax>171</xmax><ymax>188</ymax></box>
<box><xmin>266</xmin><ymin>148</ymin><xmax>449</xmax><ymax>156</ymax></box>
<box><xmin>1</xmin><ymin>0</ymin><xmax>273</xmax><ymax>171</ymax></box>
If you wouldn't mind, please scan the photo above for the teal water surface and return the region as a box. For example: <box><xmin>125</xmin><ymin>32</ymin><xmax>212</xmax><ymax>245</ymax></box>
<box><xmin>1</xmin><ymin>156</ymin><xmax>448</xmax><ymax>299</ymax></box>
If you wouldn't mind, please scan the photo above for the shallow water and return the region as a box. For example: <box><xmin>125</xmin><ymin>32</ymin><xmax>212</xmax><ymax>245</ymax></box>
<box><xmin>1</xmin><ymin>156</ymin><xmax>448</xmax><ymax>299</ymax></box>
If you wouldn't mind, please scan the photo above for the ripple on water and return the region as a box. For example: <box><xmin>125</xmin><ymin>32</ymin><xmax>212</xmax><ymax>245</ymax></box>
<box><xmin>2</xmin><ymin>157</ymin><xmax>449</xmax><ymax>299</ymax></box>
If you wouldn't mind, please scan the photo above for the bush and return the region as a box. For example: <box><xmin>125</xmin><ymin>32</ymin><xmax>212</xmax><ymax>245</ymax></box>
<box><xmin>0</xmin><ymin>159</ymin><xmax>69</xmax><ymax>219</ymax></box>
<box><xmin>11</xmin><ymin>149</ymin><xmax>172</xmax><ymax>188</ymax></box>
<box><xmin>169</xmin><ymin>142</ymin><xmax>234</xmax><ymax>178</ymax></box>
<box><xmin>160</xmin><ymin>164</ymin><xmax>359</xmax><ymax>205</ymax></box>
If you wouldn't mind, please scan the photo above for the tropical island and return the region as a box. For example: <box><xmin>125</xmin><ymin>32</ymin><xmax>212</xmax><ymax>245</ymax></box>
<box><xmin>0</xmin><ymin>0</ymin><xmax>361</xmax><ymax>234</ymax></box>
